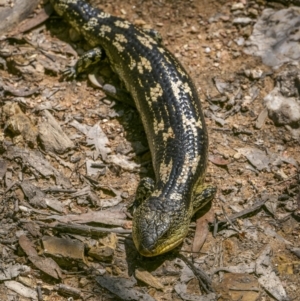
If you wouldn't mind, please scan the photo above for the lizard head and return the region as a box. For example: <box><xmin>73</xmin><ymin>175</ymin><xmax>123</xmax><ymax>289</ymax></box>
<box><xmin>132</xmin><ymin>196</ymin><xmax>190</xmax><ymax>257</ymax></box>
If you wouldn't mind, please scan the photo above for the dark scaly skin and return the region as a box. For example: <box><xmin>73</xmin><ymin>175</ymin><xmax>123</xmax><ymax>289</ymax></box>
<box><xmin>50</xmin><ymin>0</ymin><xmax>216</xmax><ymax>257</ymax></box>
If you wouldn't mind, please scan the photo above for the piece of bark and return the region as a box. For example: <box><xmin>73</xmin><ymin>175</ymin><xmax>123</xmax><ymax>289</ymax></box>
<box><xmin>96</xmin><ymin>275</ymin><xmax>156</xmax><ymax>301</ymax></box>
<box><xmin>20</xmin><ymin>181</ymin><xmax>47</xmax><ymax>208</ymax></box>
<box><xmin>19</xmin><ymin>235</ymin><xmax>62</xmax><ymax>280</ymax></box>
<box><xmin>0</xmin><ymin>0</ymin><xmax>39</xmax><ymax>36</ymax></box>
<box><xmin>42</xmin><ymin>236</ymin><xmax>85</xmax><ymax>263</ymax></box>
<box><xmin>4</xmin><ymin>145</ymin><xmax>71</xmax><ymax>187</ymax></box>
<box><xmin>4</xmin><ymin>281</ymin><xmax>38</xmax><ymax>300</ymax></box>
<box><xmin>192</xmin><ymin>209</ymin><xmax>215</xmax><ymax>257</ymax></box>
<box><xmin>88</xmin><ymin>246</ymin><xmax>114</xmax><ymax>262</ymax></box>
<box><xmin>2</xmin><ymin>102</ymin><xmax>38</xmax><ymax>147</ymax></box>
<box><xmin>38</xmin><ymin>110</ymin><xmax>74</xmax><ymax>154</ymax></box>
<box><xmin>135</xmin><ymin>268</ymin><xmax>164</xmax><ymax>290</ymax></box>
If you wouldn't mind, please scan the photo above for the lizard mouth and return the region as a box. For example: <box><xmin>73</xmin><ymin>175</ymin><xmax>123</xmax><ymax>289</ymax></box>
<box><xmin>136</xmin><ymin>238</ymin><xmax>183</xmax><ymax>257</ymax></box>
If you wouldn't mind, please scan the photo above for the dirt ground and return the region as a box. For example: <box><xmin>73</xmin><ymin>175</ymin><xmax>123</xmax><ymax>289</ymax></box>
<box><xmin>0</xmin><ymin>0</ymin><xmax>299</xmax><ymax>300</ymax></box>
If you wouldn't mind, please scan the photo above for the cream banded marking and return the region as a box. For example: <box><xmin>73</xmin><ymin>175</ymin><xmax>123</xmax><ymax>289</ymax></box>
<box><xmin>97</xmin><ymin>11</ymin><xmax>110</xmax><ymax>18</ymax></box>
<box><xmin>159</xmin><ymin>158</ymin><xmax>173</xmax><ymax>184</ymax></box>
<box><xmin>115</xmin><ymin>33</ymin><xmax>128</xmax><ymax>44</ymax></box>
<box><xmin>170</xmin><ymin>192</ymin><xmax>182</xmax><ymax>201</ymax></box>
<box><xmin>114</xmin><ymin>20</ymin><xmax>130</xmax><ymax>29</ymax></box>
<box><xmin>113</xmin><ymin>41</ymin><xmax>125</xmax><ymax>52</ymax></box>
<box><xmin>153</xmin><ymin>119</ymin><xmax>165</xmax><ymax>135</ymax></box>
<box><xmin>99</xmin><ymin>25</ymin><xmax>111</xmax><ymax>37</ymax></box>
<box><xmin>138</xmin><ymin>78</ymin><xmax>144</xmax><ymax>88</ymax></box>
<box><xmin>150</xmin><ymin>83</ymin><xmax>163</xmax><ymax>102</ymax></box>
<box><xmin>162</xmin><ymin>127</ymin><xmax>175</xmax><ymax>141</ymax></box>
<box><xmin>136</xmin><ymin>35</ymin><xmax>156</xmax><ymax>49</ymax></box>
<box><xmin>128</xmin><ymin>55</ymin><xmax>137</xmax><ymax>70</ymax></box>
<box><xmin>175</xmin><ymin>156</ymin><xmax>192</xmax><ymax>185</ymax></box>
<box><xmin>183</xmin><ymin>82</ymin><xmax>192</xmax><ymax>95</ymax></box>
<box><xmin>137</xmin><ymin>57</ymin><xmax>152</xmax><ymax>74</ymax></box>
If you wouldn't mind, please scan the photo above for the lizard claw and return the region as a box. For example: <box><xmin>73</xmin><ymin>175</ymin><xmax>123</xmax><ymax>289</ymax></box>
<box><xmin>62</xmin><ymin>66</ymin><xmax>77</xmax><ymax>80</ymax></box>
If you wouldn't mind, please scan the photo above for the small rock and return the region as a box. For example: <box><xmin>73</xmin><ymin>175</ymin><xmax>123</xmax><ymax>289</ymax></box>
<box><xmin>235</xmin><ymin>36</ymin><xmax>245</xmax><ymax>46</ymax></box>
<box><xmin>285</xmin><ymin>201</ymin><xmax>298</xmax><ymax>212</ymax></box>
<box><xmin>214</xmin><ymin>42</ymin><xmax>222</xmax><ymax>50</ymax></box>
<box><xmin>255</xmin><ymin>108</ymin><xmax>268</xmax><ymax>129</ymax></box>
<box><xmin>251</xmin><ymin>69</ymin><xmax>263</xmax><ymax>79</ymax></box>
<box><xmin>233</xmin><ymin>17</ymin><xmax>252</xmax><ymax>25</ymax></box>
<box><xmin>248</xmin><ymin>8</ymin><xmax>259</xmax><ymax>17</ymax></box>
<box><xmin>264</xmin><ymin>87</ymin><xmax>300</xmax><ymax>126</ymax></box>
<box><xmin>241</xmin><ymin>25</ymin><xmax>252</xmax><ymax>37</ymax></box>
<box><xmin>244</xmin><ymin>7</ymin><xmax>300</xmax><ymax>68</ymax></box>
<box><xmin>190</xmin><ymin>26</ymin><xmax>198</xmax><ymax>33</ymax></box>
<box><xmin>220</xmin><ymin>15</ymin><xmax>230</xmax><ymax>22</ymax></box>
<box><xmin>244</xmin><ymin>69</ymin><xmax>263</xmax><ymax>79</ymax></box>
<box><xmin>88</xmin><ymin>246</ymin><xmax>114</xmax><ymax>262</ymax></box>
<box><xmin>121</xmin><ymin>191</ymin><xmax>129</xmax><ymax>199</ymax></box>
<box><xmin>232</xmin><ymin>51</ymin><xmax>241</xmax><ymax>58</ymax></box>
<box><xmin>231</xmin><ymin>3</ymin><xmax>245</xmax><ymax>11</ymax></box>
<box><xmin>99</xmin><ymin>233</ymin><xmax>118</xmax><ymax>250</ymax></box>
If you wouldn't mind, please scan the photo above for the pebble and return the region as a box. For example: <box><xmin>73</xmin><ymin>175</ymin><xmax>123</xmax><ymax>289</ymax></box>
<box><xmin>248</xmin><ymin>8</ymin><xmax>259</xmax><ymax>17</ymax></box>
<box><xmin>231</xmin><ymin>3</ymin><xmax>245</xmax><ymax>11</ymax></box>
<box><xmin>235</xmin><ymin>36</ymin><xmax>245</xmax><ymax>46</ymax></box>
<box><xmin>234</xmin><ymin>152</ymin><xmax>242</xmax><ymax>159</ymax></box>
<box><xmin>220</xmin><ymin>15</ymin><xmax>230</xmax><ymax>22</ymax></box>
<box><xmin>251</xmin><ymin>69</ymin><xmax>263</xmax><ymax>79</ymax></box>
<box><xmin>233</xmin><ymin>17</ymin><xmax>252</xmax><ymax>25</ymax></box>
<box><xmin>232</xmin><ymin>51</ymin><xmax>241</xmax><ymax>58</ymax></box>
<box><xmin>190</xmin><ymin>26</ymin><xmax>198</xmax><ymax>33</ymax></box>
<box><xmin>244</xmin><ymin>69</ymin><xmax>263</xmax><ymax>79</ymax></box>
<box><xmin>214</xmin><ymin>42</ymin><xmax>222</xmax><ymax>50</ymax></box>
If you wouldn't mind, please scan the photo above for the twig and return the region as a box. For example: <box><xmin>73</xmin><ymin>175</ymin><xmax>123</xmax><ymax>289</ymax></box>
<box><xmin>214</xmin><ymin>198</ymin><xmax>267</xmax><ymax>233</ymax></box>
<box><xmin>177</xmin><ymin>254</ymin><xmax>214</xmax><ymax>294</ymax></box>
